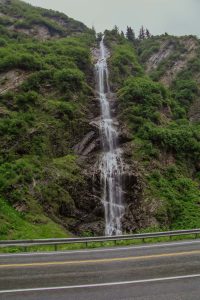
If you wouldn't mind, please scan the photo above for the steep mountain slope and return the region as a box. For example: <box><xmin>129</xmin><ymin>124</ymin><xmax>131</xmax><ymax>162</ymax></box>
<box><xmin>138</xmin><ymin>34</ymin><xmax>200</xmax><ymax>123</ymax></box>
<box><xmin>0</xmin><ymin>1</ymin><xmax>200</xmax><ymax>239</ymax></box>
<box><xmin>140</xmin><ymin>35</ymin><xmax>198</xmax><ymax>85</ymax></box>
<box><xmin>105</xmin><ymin>29</ymin><xmax>200</xmax><ymax>231</ymax></box>
<box><xmin>0</xmin><ymin>0</ymin><xmax>97</xmax><ymax>239</ymax></box>
<box><xmin>0</xmin><ymin>0</ymin><xmax>87</xmax><ymax>40</ymax></box>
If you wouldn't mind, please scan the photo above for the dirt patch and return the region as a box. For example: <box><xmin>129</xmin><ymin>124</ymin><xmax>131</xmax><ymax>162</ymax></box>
<box><xmin>9</xmin><ymin>24</ymin><xmax>59</xmax><ymax>40</ymax></box>
<box><xmin>0</xmin><ymin>69</ymin><xmax>29</xmax><ymax>94</ymax></box>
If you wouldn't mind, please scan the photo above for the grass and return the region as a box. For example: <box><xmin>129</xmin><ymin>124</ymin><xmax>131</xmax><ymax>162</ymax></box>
<box><xmin>0</xmin><ymin>198</ymin><xmax>69</xmax><ymax>241</ymax></box>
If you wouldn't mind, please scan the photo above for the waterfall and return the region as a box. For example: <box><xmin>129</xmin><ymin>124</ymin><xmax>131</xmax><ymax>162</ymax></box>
<box><xmin>95</xmin><ymin>37</ymin><xmax>124</xmax><ymax>236</ymax></box>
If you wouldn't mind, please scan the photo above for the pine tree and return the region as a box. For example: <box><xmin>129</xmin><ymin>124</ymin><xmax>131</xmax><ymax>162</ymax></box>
<box><xmin>97</xmin><ymin>32</ymin><xmax>103</xmax><ymax>42</ymax></box>
<box><xmin>121</xmin><ymin>31</ymin><xmax>125</xmax><ymax>38</ymax></box>
<box><xmin>113</xmin><ymin>25</ymin><xmax>119</xmax><ymax>34</ymax></box>
<box><xmin>126</xmin><ymin>26</ymin><xmax>136</xmax><ymax>42</ymax></box>
<box><xmin>145</xmin><ymin>28</ymin><xmax>151</xmax><ymax>38</ymax></box>
<box><xmin>139</xmin><ymin>26</ymin><xmax>145</xmax><ymax>40</ymax></box>
<box><xmin>91</xmin><ymin>26</ymin><xmax>96</xmax><ymax>37</ymax></box>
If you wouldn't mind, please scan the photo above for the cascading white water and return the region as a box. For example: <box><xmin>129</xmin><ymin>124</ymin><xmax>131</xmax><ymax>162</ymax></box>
<box><xmin>95</xmin><ymin>37</ymin><xmax>124</xmax><ymax>236</ymax></box>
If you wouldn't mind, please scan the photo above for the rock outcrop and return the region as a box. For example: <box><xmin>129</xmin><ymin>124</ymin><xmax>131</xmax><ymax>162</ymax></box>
<box><xmin>146</xmin><ymin>40</ymin><xmax>175</xmax><ymax>73</ymax></box>
<box><xmin>0</xmin><ymin>69</ymin><xmax>29</xmax><ymax>94</ymax></box>
<box><xmin>69</xmin><ymin>86</ymin><xmax>150</xmax><ymax>235</ymax></box>
<box><xmin>146</xmin><ymin>37</ymin><xmax>198</xmax><ymax>86</ymax></box>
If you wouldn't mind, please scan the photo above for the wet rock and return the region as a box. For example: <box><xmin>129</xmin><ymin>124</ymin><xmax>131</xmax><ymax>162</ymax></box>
<box><xmin>90</xmin><ymin>117</ymin><xmax>101</xmax><ymax>130</ymax></box>
<box><xmin>69</xmin><ymin>43</ymin><xmax>158</xmax><ymax>236</ymax></box>
<box><xmin>118</xmin><ymin>126</ymin><xmax>133</xmax><ymax>145</ymax></box>
<box><xmin>59</xmin><ymin>201</ymin><xmax>76</xmax><ymax>218</ymax></box>
<box><xmin>75</xmin><ymin>220</ymin><xmax>105</xmax><ymax>236</ymax></box>
<box><xmin>73</xmin><ymin>131</ymin><xmax>100</xmax><ymax>156</ymax></box>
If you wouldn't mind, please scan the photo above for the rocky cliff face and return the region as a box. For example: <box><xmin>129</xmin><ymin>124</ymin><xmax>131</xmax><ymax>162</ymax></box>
<box><xmin>139</xmin><ymin>34</ymin><xmax>200</xmax><ymax>122</ymax></box>
<box><xmin>69</xmin><ymin>52</ymin><xmax>153</xmax><ymax>235</ymax></box>
<box><xmin>145</xmin><ymin>36</ymin><xmax>199</xmax><ymax>86</ymax></box>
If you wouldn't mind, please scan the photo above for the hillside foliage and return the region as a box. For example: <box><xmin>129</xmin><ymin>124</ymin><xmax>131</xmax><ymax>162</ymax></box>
<box><xmin>0</xmin><ymin>1</ymin><xmax>200</xmax><ymax>239</ymax></box>
<box><xmin>0</xmin><ymin>0</ymin><xmax>95</xmax><ymax>239</ymax></box>
<box><xmin>106</xmin><ymin>30</ymin><xmax>200</xmax><ymax>230</ymax></box>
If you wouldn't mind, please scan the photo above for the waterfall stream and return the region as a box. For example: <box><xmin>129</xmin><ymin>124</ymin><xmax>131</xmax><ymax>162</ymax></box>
<box><xmin>95</xmin><ymin>37</ymin><xmax>124</xmax><ymax>236</ymax></box>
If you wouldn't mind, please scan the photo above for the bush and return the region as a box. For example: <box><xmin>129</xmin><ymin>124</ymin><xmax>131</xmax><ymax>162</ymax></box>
<box><xmin>15</xmin><ymin>91</ymin><xmax>39</xmax><ymax>110</ymax></box>
<box><xmin>0</xmin><ymin>157</ymin><xmax>41</xmax><ymax>204</ymax></box>
<box><xmin>138</xmin><ymin>122</ymin><xmax>200</xmax><ymax>161</ymax></box>
<box><xmin>109</xmin><ymin>44</ymin><xmax>143</xmax><ymax>88</ymax></box>
<box><xmin>118</xmin><ymin>77</ymin><xmax>167</xmax><ymax>107</ymax></box>
<box><xmin>0</xmin><ymin>52</ymin><xmax>43</xmax><ymax>72</ymax></box>
<box><xmin>22</xmin><ymin>70</ymin><xmax>55</xmax><ymax>91</ymax></box>
<box><xmin>0</xmin><ymin>38</ymin><xmax>7</xmax><ymax>47</ymax></box>
<box><xmin>138</xmin><ymin>38</ymin><xmax>160</xmax><ymax>62</ymax></box>
<box><xmin>172</xmin><ymin>79</ymin><xmax>198</xmax><ymax>109</ymax></box>
<box><xmin>54</xmin><ymin>68</ymin><xmax>84</xmax><ymax>93</ymax></box>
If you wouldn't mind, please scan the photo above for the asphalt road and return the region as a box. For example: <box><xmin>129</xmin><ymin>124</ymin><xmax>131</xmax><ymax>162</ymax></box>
<box><xmin>1</xmin><ymin>239</ymin><xmax>200</xmax><ymax>299</ymax></box>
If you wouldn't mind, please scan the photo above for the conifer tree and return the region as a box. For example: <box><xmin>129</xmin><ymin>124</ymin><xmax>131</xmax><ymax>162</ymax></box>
<box><xmin>139</xmin><ymin>26</ymin><xmax>145</xmax><ymax>40</ymax></box>
<box><xmin>126</xmin><ymin>26</ymin><xmax>136</xmax><ymax>42</ymax></box>
<box><xmin>113</xmin><ymin>25</ymin><xmax>119</xmax><ymax>34</ymax></box>
<box><xmin>146</xmin><ymin>28</ymin><xmax>151</xmax><ymax>38</ymax></box>
<box><xmin>121</xmin><ymin>31</ymin><xmax>125</xmax><ymax>38</ymax></box>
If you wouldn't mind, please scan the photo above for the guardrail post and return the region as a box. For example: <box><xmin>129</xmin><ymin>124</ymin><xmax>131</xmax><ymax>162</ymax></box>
<box><xmin>24</xmin><ymin>246</ymin><xmax>27</xmax><ymax>252</ymax></box>
<box><xmin>54</xmin><ymin>244</ymin><xmax>58</xmax><ymax>251</ymax></box>
<box><xmin>195</xmin><ymin>233</ymin><xmax>198</xmax><ymax>239</ymax></box>
<box><xmin>86</xmin><ymin>242</ymin><xmax>88</xmax><ymax>248</ymax></box>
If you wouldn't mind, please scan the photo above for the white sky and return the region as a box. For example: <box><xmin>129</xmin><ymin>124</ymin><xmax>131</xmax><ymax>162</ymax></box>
<box><xmin>24</xmin><ymin>0</ymin><xmax>200</xmax><ymax>36</ymax></box>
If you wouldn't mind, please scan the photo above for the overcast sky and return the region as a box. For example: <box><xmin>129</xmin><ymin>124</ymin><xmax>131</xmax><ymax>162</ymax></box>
<box><xmin>24</xmin><ymin>0</ymin><xmax>199</xmax><ymax>36</ymax></box>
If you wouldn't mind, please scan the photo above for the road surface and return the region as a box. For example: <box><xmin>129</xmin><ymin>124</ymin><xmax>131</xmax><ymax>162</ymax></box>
<box><xmin>1</xmin><ymin>239</ymin><xmax>200</xmax><ymax>299</ymax></box>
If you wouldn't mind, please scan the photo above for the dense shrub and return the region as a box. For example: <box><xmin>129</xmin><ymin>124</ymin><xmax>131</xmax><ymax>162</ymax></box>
<box><xmin>139</xmin><ymin>122</ymin><xmax>200</xmax><ymax>158</ymax></box>
<box><xmin>54</xmin><ymin>68</ymin><xmax>84</xmax><ymax>93</ymax></box>
<box><xmin>172</xmin><ymin>79</ymin><xmax>199</xmax><ymax>109</ymax></box>
<box><xmin>0</xmin><ymin>52</ymin><xmax>43</xmax><ymax>72</ymax></box>
<box><xmin>21</xmin><ymin>70</ymin><xmax>55</xmax><ymax>91</ymax></box>
<box><xmin>0</xmin><ymin>38</ymin><xmax>7</xmax><ymax>47</ymax></box>
<box><xmin>109</xmin><ymin>44</ymin><xmax>143</xmax><ymax>89</ymax></box>
<box><xmin>118</xmin><ymin>76</ymin><xmax>200</xmax><ymax>164</ymax></box>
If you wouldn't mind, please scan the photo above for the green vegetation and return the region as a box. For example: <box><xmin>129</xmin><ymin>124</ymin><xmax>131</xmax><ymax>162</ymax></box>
<box><xmin>106</xmin><ymin>30</ymin><xmax>200</xmax><ymax>230</ymax></box>
<box><xmin>118</xmin><ymin>76</ymin><xmax>200</xmax><ymax>229</ymax></box>
<box><xmin>0</xmin><ymin>0</ymin><xmax>95</xmax><ymax>239</ymax></box>
<box><xmin>137</xmin><ymin>37</ymin><xmax>161</xmax><ymax>63</ymax></box>
<box><xmin>148</xmin><ymin>168</ymin><xmax>200</xmax><ymax>229</ymax></box>
<box><xmin>109</xmin><ymin>44</ymin><xmax>143</xmax><ymax>89</ymax></box>
<box><xmin>0</xmin><ymin>0</ymin><xmax>88</xmax><ymax>36</ymax></box>
<box><xmin>1</xmin><ymin>1</ymin><xmax>200</xmax><ymax>240</ymax></box>
<box><xmin>140</xmin><ymin>36</ymin><xmax>199</xmax><ymax>83</ymax></box>
<box><xmin>104</xmin><ymin>31</ymin><xmax>143</xmax><ymax>89</ymax></box>
<box><xmin>1</xmin><ymin>229</ymin><xmax>199</xmax><ymax>253</ymax></box>
<box><xmin>0</xmin><ymin>197</ymin><xmax>68</xmax><ymax>240</ymax></box>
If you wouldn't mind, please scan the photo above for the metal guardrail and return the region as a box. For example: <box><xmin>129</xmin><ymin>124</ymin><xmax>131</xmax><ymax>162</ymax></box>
<box><xmin>0</xmin><ymin>229</ymin><xmax>200</xmax><ymax>252</ymax></box>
